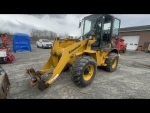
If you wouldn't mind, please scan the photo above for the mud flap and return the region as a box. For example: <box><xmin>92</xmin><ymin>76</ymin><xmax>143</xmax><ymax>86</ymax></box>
<box><xmin>0</xmin><ymin>66</ymin><xmax>10</xmax><ymax>99</ymax></box>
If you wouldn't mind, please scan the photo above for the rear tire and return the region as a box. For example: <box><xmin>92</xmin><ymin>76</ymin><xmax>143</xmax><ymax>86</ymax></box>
<box><xmin>37</xmin><ymin>45</ymin><xmax>39</xmax><ymax>48</ymax></box>
<box><xmin>103</xmin><ymin>52</ymin><xmax>119</xmax><ymax>72</ymax></box>
<box><xmin>70</xmin><ymin>56</ymin><xmax>97</xmax><ymax>87</ymax></box>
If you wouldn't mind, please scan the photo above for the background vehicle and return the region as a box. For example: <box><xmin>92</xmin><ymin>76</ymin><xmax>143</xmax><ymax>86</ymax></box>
<box><xmin>0</xmin><ymin>66</ymin><xmax>10</xmax><ymax>99</ymax></box>
<box><xmin>0</xmin><ymin>34</ymin><xmax>15</xmax><ymax>63</ymax></box>
<box><xmin>26</xmin><ymin>14</ymin><xmax>121</xmax><ymax>91</ymax></box>
<box><xmin>36</xmin><ymin>39</ymin><xmax>53</xmax><ymax>49</ymax></box>
<box><xmin>0</xmin><ymin>48</ymin><xmax>15</xmax><ymax>63</ymax></box>
<box><xmin>112</xmin><ymin>38</ymin><xmax>127</xmax><ymax>53</ymax></box>
<box><xmin>0</xmin><ymin>34</ymin><xmax>11</xmax><ymax>48</ymax></box>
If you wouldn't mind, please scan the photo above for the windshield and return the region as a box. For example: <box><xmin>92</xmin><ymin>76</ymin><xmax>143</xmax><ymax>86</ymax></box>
<box><xmin>83</xmin><ymin>14</ymin><xmax>102</xmax><ymax>35</ymax></box>
<box><xmin>42</xmin><ymin>39</ymin><xmax>50</xmax><ymax>42</ymax></box>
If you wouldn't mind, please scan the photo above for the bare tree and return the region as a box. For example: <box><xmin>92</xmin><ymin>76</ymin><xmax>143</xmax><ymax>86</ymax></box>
<box><xmin>29</xmin><ymin>29</ymin><xmax>58</xmax><ymax>41</ymax></box>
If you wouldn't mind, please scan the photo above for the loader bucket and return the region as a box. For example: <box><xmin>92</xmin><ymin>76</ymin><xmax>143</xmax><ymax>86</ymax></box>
<box><xmin>26</xmin><ymin>68</ymin><xmax>52</xmax><ymax>91</ymax></box>
<box><xmin>0</xmin><ymin>66</ymin><xmax>10</xmax><ymax>99</ymax></box>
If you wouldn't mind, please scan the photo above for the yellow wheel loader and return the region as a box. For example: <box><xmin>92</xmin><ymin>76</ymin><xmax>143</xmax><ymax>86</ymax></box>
<box><xmin>26</xmin><ymin>14</ymin><xmax>121</xmax><ymax>91</ymax></box>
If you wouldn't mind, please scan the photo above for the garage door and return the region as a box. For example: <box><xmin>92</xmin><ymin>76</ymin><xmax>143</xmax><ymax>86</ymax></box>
<box><xmin>122</xmin><ymin>35</ymin><xmax>140</xmax><ymax>50</ymax></box>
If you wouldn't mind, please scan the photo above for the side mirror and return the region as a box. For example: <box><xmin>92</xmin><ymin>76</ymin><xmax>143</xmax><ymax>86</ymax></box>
<box><xmin>78</xmin><ymin>20</ymin><xmax>82</xmax><ymax>28</ymax></box>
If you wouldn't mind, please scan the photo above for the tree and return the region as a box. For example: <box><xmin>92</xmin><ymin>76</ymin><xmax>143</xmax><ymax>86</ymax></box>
<box><xmin>29</xmin><ymin>29</ymin><xmax>58</xmax><ymax>41</ymax></box>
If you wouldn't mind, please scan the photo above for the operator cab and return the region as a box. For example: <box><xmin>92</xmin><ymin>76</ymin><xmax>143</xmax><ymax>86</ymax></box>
<box><xmin>79</xmin><ymin>14</ymin><xmax>121</xmax><ymax>50</ymax></box>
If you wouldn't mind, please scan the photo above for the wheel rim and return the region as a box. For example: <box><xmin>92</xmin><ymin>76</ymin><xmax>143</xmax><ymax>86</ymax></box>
<box><xmin>83</xmin><ymin>64</ymin><xmax>94</xmax><ymax>81</ymax></box>
<box><xmin>112</xmin><ymin>58</ymin><xmax>117</xmax><ymax>68</ymax></box>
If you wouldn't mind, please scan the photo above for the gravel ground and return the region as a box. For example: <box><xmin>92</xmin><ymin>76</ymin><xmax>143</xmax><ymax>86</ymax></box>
<box><xmin>1</xmin><ymin>44</ymin><xmax>150</xmax><ymax>99</ymax></box>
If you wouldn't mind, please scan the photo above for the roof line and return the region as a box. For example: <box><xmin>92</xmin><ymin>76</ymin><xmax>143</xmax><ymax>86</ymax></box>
<box><xmin>119</xmin><ymin>29</ymin><xmax>150</xmax><ymax>32</ymax></box>
<box><xmin>120</xmin><ymin>25</ymin><xmax>150</xmax><ymax>29</ymax></box>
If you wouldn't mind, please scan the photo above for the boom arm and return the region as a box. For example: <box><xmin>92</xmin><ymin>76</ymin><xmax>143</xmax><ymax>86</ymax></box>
<box><xmin>26</xmin><ymin>38</ymin><xmax>89</xmax><ymax>91</ymax></box>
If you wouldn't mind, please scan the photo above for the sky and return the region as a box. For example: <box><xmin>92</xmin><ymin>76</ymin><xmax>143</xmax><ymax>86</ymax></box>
<box><xmin>0</xmin><ymin>14</ymin><xmax>150</xmax><ymax>37</ymax></box>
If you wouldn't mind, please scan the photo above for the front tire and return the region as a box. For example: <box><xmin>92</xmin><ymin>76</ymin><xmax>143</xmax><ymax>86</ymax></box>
<box><xmin>37</xmin><ymin>44</ymin><xmax>39</xmax><ymax>48</ymax></box>
<box><xmin>70</xmin><ymin>56</ymin><xmax>97</xmax><ymax>87</ymax></box>
<box><xmin>103</xmin><ymin>52</ymin><xmax>119</xmax><ymax>72</ymax></box>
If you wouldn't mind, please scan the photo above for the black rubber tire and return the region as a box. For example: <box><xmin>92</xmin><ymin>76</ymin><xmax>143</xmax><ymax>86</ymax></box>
<box><xmin>103</xmin><ymin>52</ymin><xmax>119</xmax><ymax>72</ymax></box>
<box><xmin>37</xmin><ymin>45</ymin><xmax>39</xmax><ymax>48</ymax></box>
<box><xmin>70</xmin><ymin>56</ymin><xmax>97</xmax><ymax>87</ymax></box>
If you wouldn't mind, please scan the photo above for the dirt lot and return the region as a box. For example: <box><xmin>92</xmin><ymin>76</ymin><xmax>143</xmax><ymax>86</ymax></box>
<box><xmin>1</xmin><ymin>44</ymin><xmax>150</xmax><ymax>99</ymax></box>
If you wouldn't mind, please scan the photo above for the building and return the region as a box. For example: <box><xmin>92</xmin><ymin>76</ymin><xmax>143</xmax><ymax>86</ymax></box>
<box><xmin>119</xmin><ymin>25</ymin><xmax>150</xmax><ymax>50</ymax></box>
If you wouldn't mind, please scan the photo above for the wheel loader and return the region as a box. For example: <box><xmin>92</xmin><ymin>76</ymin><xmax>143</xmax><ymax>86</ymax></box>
<box><xmin>112</xmin><ymin>38</ymin><xmax>127</xmax><ymax>53</ymax></box>
<box><xmin>26</xmin><ymin>14</ymin><xmax>121</xmax><ymax>91</ymax></box>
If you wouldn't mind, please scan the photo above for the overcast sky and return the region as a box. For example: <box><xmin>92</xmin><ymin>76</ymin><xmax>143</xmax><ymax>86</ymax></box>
<box><xmin>0</xmin><ymin>14</ymin><xmax>150</xmax><ymax>37</ymax></box>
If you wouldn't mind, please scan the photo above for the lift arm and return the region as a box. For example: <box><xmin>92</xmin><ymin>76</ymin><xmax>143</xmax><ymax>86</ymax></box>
<box><xmin>26</xmin><ymin>38</ymin><xmax>88</xmax><ymax>91</ymax></box>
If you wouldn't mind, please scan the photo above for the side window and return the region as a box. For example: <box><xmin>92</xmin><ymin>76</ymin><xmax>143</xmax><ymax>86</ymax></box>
<box><xmin>104</xmin><ymin>22</ymin><xmax>111</xmax><ymax>30</ymax></box>
<box><xmin>113</xmin><ymin>19</ymin><xmax>120</xmax><ymax>36</ymax></box>
<box><xmin>103</xmin><ymin>22</ymin><xmax>111</xmax><ymax>34</ymax></box>
<box><xmin>84</xmin><ymin>20</ymin><xmax>91</xmax><ymax>35</ymax></box>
